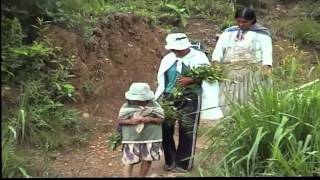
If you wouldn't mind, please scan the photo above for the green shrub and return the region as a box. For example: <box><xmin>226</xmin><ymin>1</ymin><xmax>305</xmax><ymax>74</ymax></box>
<box><xmin>1</xmin><ymin>15</ymin><xmax>91</xmax><ymax>177</ymax></box>
<box><xmin>199</xmin><ymin>83</ymin><xmax>320</xmax><ymax>176</ymax></box>
<box><xmin>1</xmin><ymin>17</ymin><xmax>24</xmax><ymax>48</ymax></box>
<box><xmin>290</xmin><ymin>19</ymin><xmax>320</xmax><ymax>45</ymax></box>
<box><xmin>272</xmin><ymin>43</ymin><xmax>319</xmax><ymax>90</ymax></box>
<box><xmin>1</xmin><ymin>124</ymin><xmax>31</xmax><ymax>178</ymax></box>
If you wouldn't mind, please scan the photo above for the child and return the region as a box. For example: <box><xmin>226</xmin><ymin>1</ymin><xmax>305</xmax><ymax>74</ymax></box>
<box><xmin>117</xmin><ymin>82</ymin><xmax>164</xmax><ymax>177</ymax></box>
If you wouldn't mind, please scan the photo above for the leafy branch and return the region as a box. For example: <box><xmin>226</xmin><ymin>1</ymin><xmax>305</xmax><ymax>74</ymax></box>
<box><xmin>165</xmin><ymin>3</ymin><xmax>190</xmax><ymax>27</ymax></box>
<box><xmin>107</xmin><ymin>131</ymin><xmax>122</xmax><ymax>150</ymax></box>
<box><xmin>171</xmin><ymin>64</ymin><xmax>225</xmax><ymax>98</ymax></box>
<box><xmin>182</xmin><ymin>64</ymin><xmax>224</xmax><ymax>83</ymax></box>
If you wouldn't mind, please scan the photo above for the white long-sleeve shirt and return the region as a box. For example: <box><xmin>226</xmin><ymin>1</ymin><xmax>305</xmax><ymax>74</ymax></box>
<box><xmin>155</xmin><ymin>48</ymin><xmax>210</xmax><ymax>99</ymax></box>
<box><xmin>212</xmin><ymin>30</ymin><xmax>273</xmax><ymax>66</ymax></box>
<box><xmin>155</xmin><ymin>48</ymin><xmax>223</xmax><ymax>120</ymax></box>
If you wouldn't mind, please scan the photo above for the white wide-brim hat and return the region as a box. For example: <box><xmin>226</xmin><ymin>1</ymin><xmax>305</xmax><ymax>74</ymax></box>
<box><xmin>164</xmin><ymin>33</ymin><xmax>192</xmax><ymax>50</ymax></box>
<box><xmin>125</xmin><ymin>82</ymin><xmax>155</xmax><ymax>101</ymax></box>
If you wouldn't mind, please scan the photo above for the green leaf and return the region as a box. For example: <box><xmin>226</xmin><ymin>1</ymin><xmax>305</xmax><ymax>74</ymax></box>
<box><xmin>165</xmin><ymin>4</ymin><xmax>179</xmax><ymax>12</ymax></box>
<box><xmin>18</xmin><ymin>167</ymin><xmax>31</xmax><ymax>178</ymax></box>
<box><xmin>178</xmin><ymin>8</ymin><xmax>186</xmax><ymax>13</ymax></box>
<box><xmin>62</xmin><ymin>84</ymin><xmax>75</xmax><ymax>91</ymax></box>
<box><xmin>8</xmin><ymin>126</ymin><xmax>17</xmax><ymax>140</ymax></box>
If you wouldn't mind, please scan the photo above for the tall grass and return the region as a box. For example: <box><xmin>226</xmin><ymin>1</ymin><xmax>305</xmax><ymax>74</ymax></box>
<box><xmin>272</xmin><ymin>43</ymin><xmax>320</xmax><ymax>90</ymax></box>
<box><xmin>1</xmin><ymin>124</ymin><xmax>31</xmax><ymax>178</ymax></box>
<box><xmin>198</xmin><ymin>82</ymin><xmax>320</xmax><ymax>176</ymax></box>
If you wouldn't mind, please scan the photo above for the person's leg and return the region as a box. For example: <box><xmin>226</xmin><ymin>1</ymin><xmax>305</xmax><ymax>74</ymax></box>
<box><xmin>139</xmin><ymin>161</ymin><xmax>152</xmax><ymax>177</ymax></box>
<box><xmin>123</xmin><ymin>164</ymin><xmax>134</xmax><ymax>177</ymax></box>
<box><xmin>121</xmin><ymin>144</ymin><xmax>140</xmax><ymax>176</ymax></box>
<box><xmin>175</xmin><ymin>93</ymin><xmax>201</xmax><ymax>171</ymax></box>
<box><xmin>162</xmin><ymin>119</ymin><xmax>176</xmax><ymax>170</ymax></box>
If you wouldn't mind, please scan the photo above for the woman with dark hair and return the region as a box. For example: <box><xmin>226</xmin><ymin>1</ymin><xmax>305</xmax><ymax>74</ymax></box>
<box><xmin>211</xmin><ymin>7</ymin><xmax>273</xmax><ymax>115</ymax></box>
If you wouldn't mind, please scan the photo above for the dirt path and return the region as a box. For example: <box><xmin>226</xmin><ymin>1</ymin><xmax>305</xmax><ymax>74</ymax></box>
<box><xmin>49</xmin><ymin>17</ymin><xmax>220</xmax><ymax>177</ymax></box>
<box><xmin>50</xmin><ymin>115</ymin><xmax>215</xmax><ymax>177</ymax></box>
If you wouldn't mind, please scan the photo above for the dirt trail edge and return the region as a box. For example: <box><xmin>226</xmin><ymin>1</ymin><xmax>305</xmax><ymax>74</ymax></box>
<box><xmin>49</xmin><ymin>14</ymin><xmax>220</xmax><ymax>177</ymax></box>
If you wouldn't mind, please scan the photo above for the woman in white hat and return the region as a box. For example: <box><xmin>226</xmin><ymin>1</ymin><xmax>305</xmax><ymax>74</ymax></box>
<box><xmin>117</xmin><ymin>82</ymin><xmax>165</xmax><ymax>177</ymax></box>
<box><xmin>155</xmin><ymin>33</ymin><xmax>211</xmax><ymax>172</ymax></box>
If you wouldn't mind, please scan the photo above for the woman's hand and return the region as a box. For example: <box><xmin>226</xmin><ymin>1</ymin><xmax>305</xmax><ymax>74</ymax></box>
<box><xmin>177</xmin><ymin>76</ymin><xmax>194</xmax><ymax>87</ymax></box>
<box><xmin>211</xmin><ymin>60</ymin><xmax>220</xmax><ymax>65</ymax></box>
<box><xmin>261</xmin><ymin>65</ymin><xmax>272</xmax><ymax>77</ymax></box>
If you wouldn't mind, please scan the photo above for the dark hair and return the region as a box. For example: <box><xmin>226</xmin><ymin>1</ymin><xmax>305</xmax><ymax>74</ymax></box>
<box><xmin>235</xmin><ymin>7</ymin><xmax>256</xmax><ymax>24</ymax></box>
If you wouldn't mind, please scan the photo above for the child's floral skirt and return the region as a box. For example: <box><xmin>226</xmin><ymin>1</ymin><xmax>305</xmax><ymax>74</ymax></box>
<box><xmin>121</xmin><ymin>142</ymin><xmax>162</xmax><ymax>165</ymax></box>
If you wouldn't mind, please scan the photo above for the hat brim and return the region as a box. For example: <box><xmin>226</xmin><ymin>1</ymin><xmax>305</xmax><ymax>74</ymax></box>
<box><xmin>125</xmin><ymin>92</ymin><xmax>154</xmax><ymax>101</ymax></box>
<box><xmin>165</xmin><ymin>43</ymin><xmax>191</xmax><ymax>50</ymax></box>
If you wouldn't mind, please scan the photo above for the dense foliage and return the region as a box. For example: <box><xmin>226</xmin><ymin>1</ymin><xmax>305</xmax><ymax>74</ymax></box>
<box><xmin>1</xmin><ymin>0</ymin><xmax>320</xmax><ymax>177</ymax></box>
<box><xmin>1</xmin><ymin>5</ymin><xmax>91</xmax><ymax>178</ymax></box>
<box><xmin>199</xmin><ymin>83</ymin><xmax>320</xmax><ymax>176</ymax></box>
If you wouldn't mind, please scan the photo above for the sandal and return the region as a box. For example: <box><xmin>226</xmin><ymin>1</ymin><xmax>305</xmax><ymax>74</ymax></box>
<box><xmin>163</xmin><ymin>164</ymin><xmax>175</xmax><ymax>171</ymax></box>
<box><xmin>172</xmin><ymin>167</ymin><xmax>188</xmax><ymax>173</ymax></box>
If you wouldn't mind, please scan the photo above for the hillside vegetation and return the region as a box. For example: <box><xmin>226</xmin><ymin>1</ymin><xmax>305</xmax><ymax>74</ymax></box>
<box><xmin>1</xmin><ymin>0</ymin><xmax>320</xmax><ymax>177</ymax></box>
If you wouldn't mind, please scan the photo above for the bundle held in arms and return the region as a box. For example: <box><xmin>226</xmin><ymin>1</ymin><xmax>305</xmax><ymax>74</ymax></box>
<box><xmin>172</xmin><ymin>64</ymin><xmax>224</xmax><ymax>98</ymax></box>
<box><xmin>159</xmin><ymin>99</ymin><xmax>183</xmax><ymax>123</ymax></box>
<box><xmin>160</xmin><ymin>64</ymin><xmax>224</xmax><ymax>122</ymax></box>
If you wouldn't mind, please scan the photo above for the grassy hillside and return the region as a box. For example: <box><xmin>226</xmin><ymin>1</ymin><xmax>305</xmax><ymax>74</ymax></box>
<box><xmin>1</xmin><ymin>0</ymin><xmax>319</xmax><ymax>177</ymax></box>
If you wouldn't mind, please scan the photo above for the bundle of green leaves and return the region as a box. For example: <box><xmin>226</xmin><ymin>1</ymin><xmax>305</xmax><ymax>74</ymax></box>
<box><xmin>171</xmin><ymin>64</ymin><xmax>224</xmax><ymax>98</ymax></box>
<box><xmin>182</xmin><ymin>64</ymin><xmax>224</xmax><ymax>83</ymax></box>
<box><xmin>159</xmin><ymin>100</ymin><xmax>182</xmax><ymax>122</ymax></box>
<box><xmin>107</xmin><ymin>131</ymin><xmax>121</xmax><ymax>150</ymax></box>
